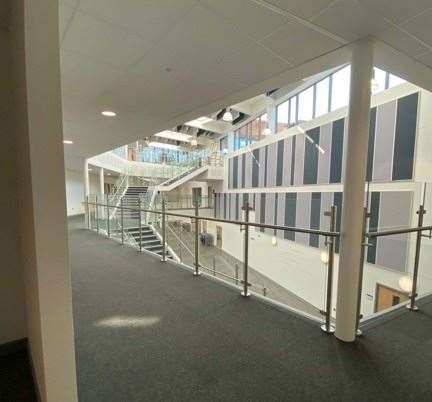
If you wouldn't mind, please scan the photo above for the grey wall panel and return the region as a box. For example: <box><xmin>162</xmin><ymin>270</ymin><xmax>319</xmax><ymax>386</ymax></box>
<box><xmin>230</xmin><ymin>194</ymin><xmax>236</xmax><ymax>221</ymax></box>
<box><xmin>254</xmin><ymin>192</ymin><xmax>261</xmax><ymax>232</ymax></box>
<box><xmin>376</xmin><ymin>191</ymin><xmax>412</xmax><ymax>272</ymax></box>
<box><xmin>284</xmin><ymin>193</ymin><xmax>296</xmax><ymax>241</ymax></box>
<box><xmin>228</xmin><ymin>158</ymin><xmax>232</xmax><ymax>188</ymax></box>
<box><xmin>223</xmin><ymin>193</ymin><xmax>227</xmax><ymax>219</ymax></box>
<box><xmin>232</xmin><ymin>157</ymin><xmax>238</xmax><ymax>189</ymax></box>
<box><xmin>258</xmin><ymin>147</ymin><xmax>266</xmax><ymax>187</ymax></box>
<box><xmin>260</xmin><ymin>193</ymin><xmax>266</xmax><ymax>233</ymax></box>
<box><xmin>296</xmin><ymin>192</ymin><xmax>311</xmax><ymax>245</ymax></box>
<box><xmin>392</xmin><ymin>93</ymin><xmax>418</xmax><ymax>180</ymax></box>
<box><xmin>317</xmin><ymin>123</ymin><xmax>332</xmax><ymax>184</ymax></box>
<box><xmin>265</xmin><ymin>193</ymin><xmax>276</xmax><ymax>235</ymax></box>
<box><xmin>266</xmin><ymin>143</ymin><xmax>278</xmax><ymax>187</ymax></box>
<box><xmin>330</xmin><ymin>118</ymin><xmax>344</xmax><ymax>184</ymax></box>
<box><xmin>303</xmin><ymin>127</ymin><xmax>320</xmax><ymax>185</ymax></box>
<box><xmin>241</xmin><ymin>154</ymin><xmax>246</xmax><ymax>189</ymax></box>
<box><xmin>294</xmin><ymin>135</ymin><xmax>305</xmax><ymax>185</ymax></box>
<box><xmin>367</xmin><ymin>191</ymin><xmax>380</xmax><ymax>264</ymax></box>
<box><xmin>276</xmin><ymin>193</ymin><xmax>286</xmax><ymax>238</ymax></box>
<box><xmin>309</xmin><ymin>192</ymin><xmax>321</xmax><ymax>247</ymax></box>
<box><xmin>276</xmin><ymin>140</ymin><xmax>284</xmax><ymax>186</ymax></box>
<box><xmin>319</xmin><ymin>192</ymin><xmax>332</xmax><ymax>248</ymax></box>
<box><xmin>252</xmin><ymin>149</ymin><xmax>260</xmax><ymax>187</ymax></box>
<box><xmin>245</xmin><ymin>153</ymin><xmax>252</xmax><ymax>188</ymax></box>
<box><xmin>366</xmin><ymin>107</ymin><xmax>377</xmax><ymax>182</ymax></box>
<box><xmin>282</xmin><ymin>137</ymin><xmax>293</xmax><ymax>187</ymax></box>
<box><xmin>238</xmin><ymin>155</ymin><xmax>243</xmax><ymax>189</ymax></box>
<box><xmin>373</xmin><ymin>100</ymin><xmax>397</xmax><ymax>182</ymax></box>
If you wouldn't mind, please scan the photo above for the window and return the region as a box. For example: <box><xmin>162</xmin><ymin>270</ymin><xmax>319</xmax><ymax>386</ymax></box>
<box><xmin>315</xmin><ymin>77</ymin><xmax>330</xmax><ymax>117</ymax></box>
<box><xmin>289</xmin><ymin>96</ymin><xmax>297</xmax><ymax>125</ymax></box>
<box><xmin>389</xmin><ymin>73</ymin><xmax>406</xmax><ymax>88</ymax></box>
<box><xmin>276</xmin><ymin>101</ymin><xmax>288</xmax><ymax>132</ymax></box>
<box><xmin>298</xmin><ymin>86</ymin><xmax>314</xmax><ymax>122</ymax></box>
<box><xmin>331</xmin><ymin>65</ymin><xmax>350</xmax><ymax>111</ymax></box>
<box><xmin>372</xmin><ymin>67</ymin><xmax>386</xmax><ymax>94</ymax></box>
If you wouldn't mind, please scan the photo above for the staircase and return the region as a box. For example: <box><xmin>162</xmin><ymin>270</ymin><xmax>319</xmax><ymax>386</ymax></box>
<box><xmin>123</xmin><ymin>225</ymin><xmax>172</xmax><ymax>258</ymax></box>
<box><xmin>121</xmin><ymin>186</ymin><xmax>148</xmax><ymax>219</ymax></box>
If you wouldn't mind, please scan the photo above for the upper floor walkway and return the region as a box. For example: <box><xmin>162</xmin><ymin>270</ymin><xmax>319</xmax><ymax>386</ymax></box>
<box><xmin>69</xmin><ymin>216</ymin><xmax>432</xmax><ymax>402</ymax></box>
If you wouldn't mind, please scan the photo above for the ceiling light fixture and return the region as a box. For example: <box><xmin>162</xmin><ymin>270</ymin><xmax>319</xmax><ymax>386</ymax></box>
<box><xmin>222</xmin><ymin>109</ymin><xmax>233</xmax><ymax>122</ymax></box>
<box><xmin>190</xmin><ymin>138</ymin><xmax>198</xmax><ymax>147</ymax></box>
<box><xmin>148</xmin><ymin>141</ymin><xmax>180</xmax><ymax>150</ymax></box>
<box><xmin>102</xmin><ymin>110</ymin><xmax>116</xmax><ymax>117</ymax></box>
<box><xmin>154</xmin><ymin>130</ymin><xmax>192</xmax><ymax>143</ymax></box>
<box><xmin>63</xmin><ymin>140</ymin><xmax>74</xmax><ymax>144</ymax></box>
<box><xmin>263</xmin><ymin>128</ymin><xmax>271</xmax><ymax>136</ymax></box>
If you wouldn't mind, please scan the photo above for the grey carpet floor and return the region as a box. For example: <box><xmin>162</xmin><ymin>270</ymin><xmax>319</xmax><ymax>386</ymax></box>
<box><xmin>70</xmin><ymin>217</ymin><xmax>432</xmax><ymax>402</ymax></box>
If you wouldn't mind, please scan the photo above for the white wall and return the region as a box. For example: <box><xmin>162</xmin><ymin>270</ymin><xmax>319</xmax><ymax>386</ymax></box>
<box><xmin>0</xmin><ymin>8</ymin><xmax>27</xmax><ymax>347</ymax></box>
<box><xmin>65</xmin><ymin>169</ymin><xmax>117</xmax><ymax>216</ymax></box>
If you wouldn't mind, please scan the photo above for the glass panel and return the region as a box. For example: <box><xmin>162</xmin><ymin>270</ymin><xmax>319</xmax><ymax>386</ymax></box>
<box><xmin>276</xmin><ymin>100</ymin><xmax>289</xmax><ymax>133</ymax></box>
<box><xmin>331</xmin><ymin>65</ymin><xmax>351</xmax><ymax>111</ymax></box>
<box><xmin>388</xmin><ymin>73</ymin><xmax>406</xmax><ymax>88</ymax></box>
<box><xmin>298</xmin><ymin>86</ymin><xmax>314</xmax><ymax>122</ymax></box>
<box><xmin>250</xmin><ymin>118</ymin><xmax>261</xmax><ymax>142</ymax></box>
<box><xmin>372</xmin><ymin>67</ymin><xmax>386</xmax><ymax>94</ymax></box>
<box><xmin>289</xmin><ymin>96</ymin><xmax>297</xmax><ymax>125</ymax></box>
<box><xmin>315</xmin><ymin>78</ymin><xmax>329</xmax><ymax>117</ymax></box>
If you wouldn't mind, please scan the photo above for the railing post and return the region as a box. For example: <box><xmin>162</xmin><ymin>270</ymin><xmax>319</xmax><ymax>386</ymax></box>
<box><xmin>321</xmin><ymin>205</ymin><xmax>336</xmax><ymax>334</ymax></box>
<box><xmin>161</xmin><ymin>197</ymin><xmax>167</xmax><ymax>262</ymax></box>
<box><xmin>138</xmin><ymin>197</ymin><xmax>142</xmax><ymax>252</ymax></box>
<box><xmin>241</xmin><ymin>203</ymin><xmax>251</xmax><ymax>297</ymax></box>
<box><xmin>106</xmin><ymin>194</ymin><xmax>110</xmax><ymax>238</ymax></box>
<box><xmin>86</xmin><ymin>195</ymin><xmax>90</xmax><ymax>229</ymax></box>
<box><xmin>407</xmin><ymin>204</ymin><xmax>426</xmax><ymax>311</ymax></box>
<box><xmin>355</xmin><ymin>206</ymin><xmax>370</xmax><ymax>336</ymax></box>
<box><xmin>95</xmin><ymin>195</ymin><xmax>99</xmax><ymax>234</ymax></box>
<box><xmin>121</xmin><ymin>197</ymin><xmax>124</xmax><ymax>245</ymax></box>
<box><xmin>193</xmin><ymin>193</ymin><xmax>201</xmax><ymax>276</ymax></box>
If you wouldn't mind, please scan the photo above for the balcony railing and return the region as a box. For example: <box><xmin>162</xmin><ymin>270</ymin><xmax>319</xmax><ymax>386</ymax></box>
<box><xmin>84</xmin><ymin>192</ymin><xmax>432</xmax><ymax>335</ymax></box>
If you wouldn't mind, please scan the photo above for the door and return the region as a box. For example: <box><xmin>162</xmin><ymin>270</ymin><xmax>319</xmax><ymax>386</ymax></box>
<box><xmin>375</xmin><ymin>284</ymin><xmax>409</xmax><ymax>312</ymax></box>
<box><xmin>216</xmin><ymin>226</ymin><xmax>222</xmax><ymax>249</ymax></box>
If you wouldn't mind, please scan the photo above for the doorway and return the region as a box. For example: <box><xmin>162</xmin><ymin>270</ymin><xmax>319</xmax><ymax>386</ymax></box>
<box><xmin>375</xmin><ymin>284</ymin><xmax>409</xmax><ymax>312</ymax></box>
<box><xmin>216</xmin><ymin>226</ymin><xmax>222</xmax><ymax>248</ymax></box>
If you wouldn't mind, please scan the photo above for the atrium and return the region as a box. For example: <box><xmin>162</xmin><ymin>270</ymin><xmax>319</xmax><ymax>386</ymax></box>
<box><xmin>2</xmin><ymin>1</ymin><xmax>432</xmax><ymax>401</ymax></box>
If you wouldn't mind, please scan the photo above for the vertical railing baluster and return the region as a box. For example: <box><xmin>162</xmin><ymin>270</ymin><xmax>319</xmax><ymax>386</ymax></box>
<box><xmin>96</xmin><ymin>195</ymin><xmax>99</xmax><ymax>234</ymax></box>
<box><xmin>321</xmin><ymin>205</ymin><xmax>336</xmax><ymax>334</ymax></box>
<box><xmin>193</xmin><ymin>193</ymin><xmax>201</xmax><ymax>276</ymax></box>
<box><xmin>106</xmin><ymin>194</ymin><xmax>110</xmax><ymax>238</ymax></box>
<box><xmin>161</xmin><ymin>197</ymin><xmax>167</xmax><ymax>262</ymax></box>
<box><xmin>121</xmin><ymin>197</ymin><xmax>124</xmax><ymax>245</ymax></box>
<box><xmin>138</xmin><ymin>197</ymin><xmax>142</xmax><ymax>252</ymax></box>
<box><xmin>408</xmin><ymin>203</ymin><xmax>426</xmax><ymax>311</ymax></box>
<box><xmin>241</xmin><ymin>203</ymin><xmax>251</xmax><ymax>297</ymax></box>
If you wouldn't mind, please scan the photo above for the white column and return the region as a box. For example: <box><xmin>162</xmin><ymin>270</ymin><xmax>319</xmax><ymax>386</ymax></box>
<box><xmin>335</xmin><ymin>38</ymin><xmax>374</xmax><ymax>342</ymax></box>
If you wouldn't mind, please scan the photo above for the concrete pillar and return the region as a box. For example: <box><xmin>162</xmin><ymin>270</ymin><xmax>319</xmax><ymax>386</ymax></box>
<box><xmin>335</xmin><ymin>38</ymin><xmax>374</xmax><ymax>342</ymax></box>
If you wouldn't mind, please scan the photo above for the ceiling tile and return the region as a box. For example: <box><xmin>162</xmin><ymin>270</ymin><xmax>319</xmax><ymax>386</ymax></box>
<box><xmin>260</xmin><ymin>20</ymin><xmax>341</xmax><ymax>66</ymax></box>
<box><xmin>378</xmin><ymin>25</ymin><xmax>429</xmax><ymax>58</ymax></box>
<box><xmin>312</xmin><ymin>0</ymin><xmax>392</xmax><ymax>42</ymax></box>
<box><xmin>401</xmin><ymin>9</ymin><xmax>432</xmax><ymax>48</ymax></box>
<box><xmin>62</xmin><ymin>10</ymin><xmax>152</xmax><ymax>70</ymax></box>
<box><xmin>358</xmin><ymin>0</ymin><xmax>432</xmax><ymax>24</ymax></box>
<box><xmin>199</xmin><ymin>0</ymin><xmax>289</xmax><ymax>41</ymax></box>
<box><xmin>60</xmin><ymin>50</ymin><xmax>123</xmax><ymax>101</ymax></box>
<box><xmin>265</xmin><ymin>0</ymin><xmax>337</xmax><ymax>20</ymax></box>
<box><xmin>76</xmin><ymin>0</ymin><xmax>196</xmax><ymax>43</ymax></box>
<box><xmin>415</xmin><ymin>52</ymin><xmax>432</xmax><ymax>68</ymax></box>
<box><xmin>151</xmin><ymin>3</ymin><xmax>254</xmax><ymax>68</ymax></box>
<box><xmin>214</xmin><ymin>44</ymin><xmax>290</xmax><ymax>86</ymax></box>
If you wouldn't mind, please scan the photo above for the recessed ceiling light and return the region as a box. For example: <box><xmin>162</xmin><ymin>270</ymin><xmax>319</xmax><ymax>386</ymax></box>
<box><xmin>102</xmin><ymin>110</ymin><xmax>116</xmax><ymax>117</ymax></box>
<box><xmin>190</xmin><ymin>139</ymin><xmax>198</xmax><ymax>147</ymax></box>
<box><xmin>63</xmin><ymin>140</ymin><xmax>74</xmax><ymax>144</ymax></box>
<box><xmin>107</xmin><ymin>173</ymin><xmax>111</xmax><ymax>176</ymax></box>
<box><xmin>262</xmin><ymin>128</ymin><xmax>271</xmax><ymax>136</ymax></box>
<box><xmin>222</xmin><ymin>110</ymin><xmax>233</xmax><ymax>122</ymax></box>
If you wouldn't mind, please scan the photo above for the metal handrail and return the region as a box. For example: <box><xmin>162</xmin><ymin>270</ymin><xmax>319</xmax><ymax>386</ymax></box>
<box><xmin>366</xmin><ymin>225</ymin><xmax>432</xmax><ymax>238</ymax></box>
<box><xmin>87</xmin><ymin>201</ymin><xmax>339</xmax><ymax>238</ymax></box>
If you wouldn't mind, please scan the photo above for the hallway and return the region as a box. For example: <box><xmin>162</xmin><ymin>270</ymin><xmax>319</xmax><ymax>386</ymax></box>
<box><xmin>70</xmin><ymin>218</ymin><xmax>432</xmax><ymax>402</ymax></box>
